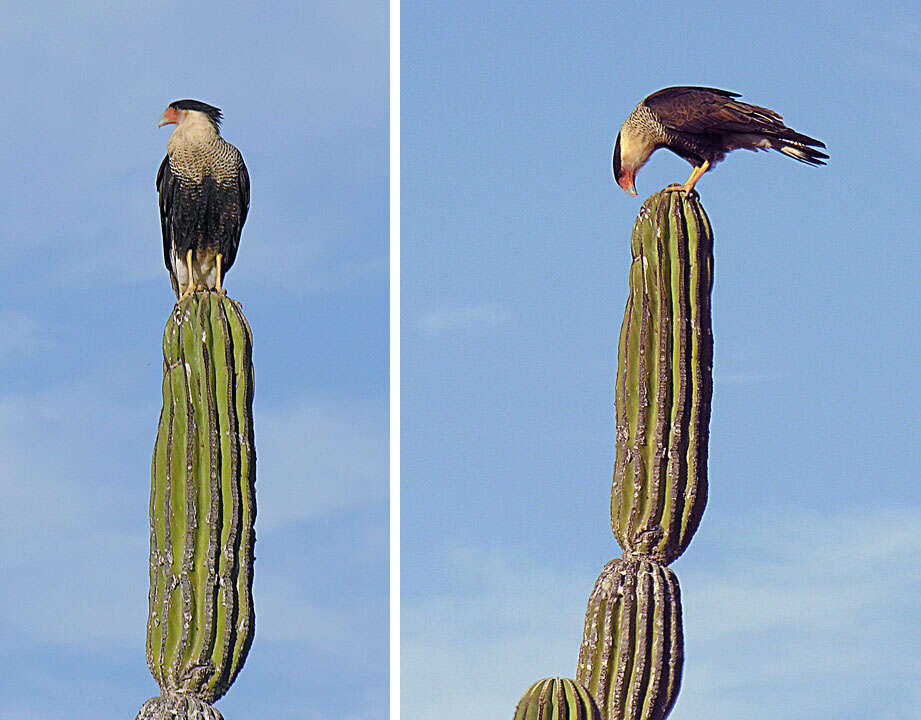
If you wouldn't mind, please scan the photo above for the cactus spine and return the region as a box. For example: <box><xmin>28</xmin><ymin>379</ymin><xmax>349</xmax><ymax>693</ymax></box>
<box><xmin>514</xmin><ymin>678</ymin><xmax>602</xmax><ymax>720</ymax></box>
<box><xmin>138</xmin><ymin>292</ymin><xmax>256</xmax><ymax>720</ymax></box>
<box><xmin>578</xmin><ymin>191</ymin><xmax>714</xmax><ymax>720</ymax></box>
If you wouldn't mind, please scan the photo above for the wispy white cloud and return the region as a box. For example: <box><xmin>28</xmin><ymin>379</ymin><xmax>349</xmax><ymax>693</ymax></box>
<box><xmin>0</xmin><ymin>385</ymin><xmax>385</xmax><ymax>656</ymax></box>
<box><xmin>403</xmin><ymin>507</ymin><xmax>921</xmax><ymax>720</ymax></box>
<box><xmin>414</xmin><ymin>302</ymin><xmax>512</xmax><ymax>336</ymax></box>
<box><xmin>0</xmin><ymin>387</ymin><xmax>149</xmax><ymax>545</ymax></box>
<box><xmin>1</xmin><ymin>530</ymin><xmax>148</xmax><ymax>651</ymax></box>
<box><xmin>256</xmin><ymin>544</ymin><xmax>385</xmax><ymax>667</ymax></box>
<box><xmin>254</xmin><ymin>401</ymin><xmax>386</xmax><ymax>532</ymax></box>
<box><xmin>0</xmin><ymin>311</ymin><xmax>60</xmax><ymax>361</ymax></box>
<box><xmin>671</xmin><ymin>507</ymin><xmax>921</xmax><ymax>719</ymax></box>
<box><xmin>233</xmin><ymin>219</ymin><xmax>387</xmax><ymax>298</ymax></box>
<box><xmin>0</xmin><ymin>381</ymin><xmax>155</xmax><ymax>651</ymax></box>
<box><xmin>402</xmin><ymin>546</ymin><xmax>592</xmax><ymax>719</ymax></box>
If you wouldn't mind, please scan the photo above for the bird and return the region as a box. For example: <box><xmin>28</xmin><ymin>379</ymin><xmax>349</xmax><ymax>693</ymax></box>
<box><xmin>612</xmin><ymin>86</ymin><xmax>827</xmax><ymax>196</ymax></box>
<box><xmin>157</xmin><ymin>99</ymin><xmax>250</xmax><ymax>299</ymax></box>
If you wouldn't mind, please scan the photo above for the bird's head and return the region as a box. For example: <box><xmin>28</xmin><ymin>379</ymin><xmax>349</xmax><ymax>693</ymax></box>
<box><xmin>158</xmin><ymin>99</ymin><xmax>223</xmax><ymax>131</ymax></box>
<box><xmin>612</xmin><ymin>126</ymin><xmax>654</xmax><ymax>197</ymax></box>
<box><xmin>612</xmin><ymin>133</ymin><xmax>637</xmax><ymax>196</ymax></box>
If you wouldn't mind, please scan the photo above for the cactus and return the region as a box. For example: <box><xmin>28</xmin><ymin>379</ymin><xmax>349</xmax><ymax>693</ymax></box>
<box><xmin>138</xmin><ymin>292</ymin><xmax>256</xmax><ymax>719</ymax></box>
<box><xmin>514</xmin><ymin>678</ymin><xmax>601</xmax><ymax>720</ymax></box>
<box><xmin>576</xmin><ymin>558</ymin><xmax>682</xmax><ymax>720</ymax></box>
<box><xmin>611</xmin><ymin>190</ymin><xmax>713</xmax><ymax>565</ymax></box>
<box><xmin>577</xmin><ymin>191</ymin><xmax>714</xmax><ymax>720</ymax></box>
<box><xmin>136</xmin><ymin>693</ymin><xmax>224</xmax><ymax>720</ymax></box>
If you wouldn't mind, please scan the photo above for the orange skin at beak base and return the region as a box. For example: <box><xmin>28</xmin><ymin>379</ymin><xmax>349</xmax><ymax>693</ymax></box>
<box><xmin>158</xmin><ymin>106</ymin><xmax>180</xmax><ymax>128</ymax></box>
<box><xmin>616</xmin><ymin>171</ymin><xmax>637</xmax><ymax>196</ymax></box>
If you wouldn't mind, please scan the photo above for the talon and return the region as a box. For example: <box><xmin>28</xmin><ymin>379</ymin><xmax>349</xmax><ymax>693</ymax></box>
<box><xmin>177</xmin><ymin>249</ymin><xmax>196</xmax><ymax>300</ymax></box>
<box><xmin>216</xmin><ymin>253</ymin><xmax>224</xmax><ymax>294</ymax></box>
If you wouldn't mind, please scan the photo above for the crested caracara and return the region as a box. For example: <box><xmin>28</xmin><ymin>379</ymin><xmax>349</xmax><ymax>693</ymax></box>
<box><xmin>613</xmin><ymin>86</ymin><xmax>827</xmax><ymax>196</ymax></box>
<box><xmin>157</xmin><ymin>99</ymin><xmax>250</xmax><ymax>299</ymax></box>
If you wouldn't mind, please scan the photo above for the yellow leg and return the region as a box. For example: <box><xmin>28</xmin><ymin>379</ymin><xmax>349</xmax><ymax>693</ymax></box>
<box><xmin>178</xmin><ymin>249</ymin><xmax>195</xmax><ymax>300</ymax></box>
<box><xmin>665</xmin><ymin>160</ymin><xmax>710</xmax><ymax>194</ymax></box>
<box><xmin>216</xmin><ymin>253</ymin><xmax>225</xmax><ymax>294</ymax></box>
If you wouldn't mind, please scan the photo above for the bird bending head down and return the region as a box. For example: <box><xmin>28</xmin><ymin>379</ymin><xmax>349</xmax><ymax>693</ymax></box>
<box><xmin>157</xmin><ymin>100</ymin><xmax>250</xmax><ymax>300</ymax></box>
<box><xmin>612</xmin><ymin>86</ymin><xmax>828</xmax><ymax>196</ymax></box>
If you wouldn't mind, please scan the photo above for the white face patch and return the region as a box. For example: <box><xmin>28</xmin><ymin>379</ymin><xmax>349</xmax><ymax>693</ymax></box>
<box><xmin>617</xmin><ymin>125</ymin><xmax>654</xmax><ymax>172</ymax></box>
<box><xmin>167</xmin><ymin>111</ymin><xmax>219</xmax><ymax>153</ymax></box>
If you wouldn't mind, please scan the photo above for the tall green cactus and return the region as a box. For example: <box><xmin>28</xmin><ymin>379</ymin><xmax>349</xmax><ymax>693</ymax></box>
<box><xmin>578</xmin><ymin>191</ymin><xmax>714</xmax><ymax>720</ymax></box>
<box><xmin>137</xmin><ymin>292</ymin><xmax>256</xmax><ymax>720</ymax></box>
<box><xmin>514</xmin><ymin>678</ymin><xmax>601</xmax><ymax>720</ymax></box>
<box><xmin>611</xmin><ymin>191</ymin><xmax>713</xmax><ymax>564</ymax></box>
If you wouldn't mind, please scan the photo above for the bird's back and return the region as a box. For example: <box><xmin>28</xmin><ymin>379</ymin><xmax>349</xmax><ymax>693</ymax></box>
<box><xmin>158</xmin><ymin>134</ymin><xmax>249</xmax><ymax>296</ymax></box>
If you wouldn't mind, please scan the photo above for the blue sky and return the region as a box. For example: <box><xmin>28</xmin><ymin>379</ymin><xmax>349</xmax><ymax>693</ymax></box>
<box><xmin>402</xmin><ymin>1</ymin><xmax>921</xmax><ymax>719</ymax></box>
<box><xmin>0</xmin><ymin>2</ymin><xmax>386</xmax><ymax>719</ymax></box>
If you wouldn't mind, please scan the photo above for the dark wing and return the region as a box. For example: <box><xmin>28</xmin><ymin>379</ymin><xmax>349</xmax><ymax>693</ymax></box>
<box><xmin>220</xmin><ymin>154</ymin><xmax>250</xmax><ymax>275</ymax></box>
<box><xmin>644</xmin><ymin>86</ymin><xmax>825</xmax><ymax>148</ymax></box>
<box><xmin>156</xmin><ymin>156</ymin><xmax>180</xmax><ymax>297</ymax></box>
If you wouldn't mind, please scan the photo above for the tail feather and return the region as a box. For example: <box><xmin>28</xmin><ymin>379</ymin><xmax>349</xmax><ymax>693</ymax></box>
<box><xmin>776</xmin><ymin>139</ymin><xmax>829</xmax><ymax>166</ymax></box>
<box><xmin>775</xmin><ymin>126</ymin><xmax>826</xmax><ymax>148</ymax></box>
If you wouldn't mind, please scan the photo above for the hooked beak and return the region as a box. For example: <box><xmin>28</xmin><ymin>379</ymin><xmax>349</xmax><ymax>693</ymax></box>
<box><xmin>158</xmin><ymin>107</ymin><xmax>180</xmax><ymax>128</ymax></box>
<box><xmin>616</xmin><ymin>171</ymin><xmax>637</xmax><ymax>197</ymax></box>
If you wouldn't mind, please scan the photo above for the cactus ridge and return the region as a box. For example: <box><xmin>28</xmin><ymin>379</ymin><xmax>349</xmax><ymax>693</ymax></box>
<box><xmin>576</xmin><ymin>558</ymin><xmax>682</xmax><ymax>720</ymax></box>
<box><xmin>514</xmin><ymin>678</ymin><xmax>602</xmax><ymax>720</ymax></box>
<box><xmin>611</xmin><ymin>191</ymin><xmax>713</xmax><ymax>565</ymax></box>
<box><xmin>146</xmin><ymin>292</ymin><xmax>256</xmax><ymax>705</ymax></box>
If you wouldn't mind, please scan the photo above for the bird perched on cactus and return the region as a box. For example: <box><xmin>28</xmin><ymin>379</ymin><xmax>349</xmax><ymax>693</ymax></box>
<box><xmin>157</xmin><ymin>99</ymin><xmax>250</xmax><ymax>299</ymax></box>
<box><xmin>612</xmin><ymin>86</ymin><xmax>827</xmax><ymax>196</ymax></box>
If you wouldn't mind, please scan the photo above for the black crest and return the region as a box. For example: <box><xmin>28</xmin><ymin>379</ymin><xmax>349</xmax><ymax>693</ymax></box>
<box><xmin>170</xmin><ymin>99</ymin><xmax>223</xmax><ymax>127</ymax></box>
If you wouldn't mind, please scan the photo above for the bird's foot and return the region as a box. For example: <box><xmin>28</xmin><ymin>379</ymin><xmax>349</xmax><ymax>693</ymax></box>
<box><xmin>664</xmin><ymin>183</ymin><xmax>698</xmax><ymax>197</ymax></box>
<box><xmin>176</xmin><ymin>283</ymin><xmax>205</xmax><ymax>302</ymax></box>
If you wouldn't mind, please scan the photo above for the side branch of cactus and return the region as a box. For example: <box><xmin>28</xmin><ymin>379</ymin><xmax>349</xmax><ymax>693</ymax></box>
<box><xmin>514</xmin><ymin>677</ymin><xmax>602</xmax><ymax>720</ymax></box>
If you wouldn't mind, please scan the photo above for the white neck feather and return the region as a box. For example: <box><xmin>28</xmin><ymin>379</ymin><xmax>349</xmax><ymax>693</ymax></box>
<box><xmin>167</xmin><ymin>110</ymin><xmax>219</xmax><ymax>151</ymax></box>
<box><xmin>618</xmin><ymin>125</ymin><xmax>654</xmax><ymax>171</ymax></box>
